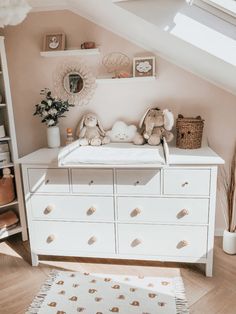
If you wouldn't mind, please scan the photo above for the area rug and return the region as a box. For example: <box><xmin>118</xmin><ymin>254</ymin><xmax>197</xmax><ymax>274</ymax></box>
<box><xmin>26</xmin><ymin>270</ymin><xmax>189</xmax><ymax>314</ymax></box>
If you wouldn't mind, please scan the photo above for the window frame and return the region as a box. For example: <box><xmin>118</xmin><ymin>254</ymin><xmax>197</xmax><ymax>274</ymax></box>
<box><xmin>192</xmin><ymin>0</ymin><xmax>236</xmax><ymax>25</ymax></box>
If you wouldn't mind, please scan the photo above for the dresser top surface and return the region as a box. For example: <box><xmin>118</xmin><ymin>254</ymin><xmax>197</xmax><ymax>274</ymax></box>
<box><xmin>18</xmin><ymin>144</ymin><xmax>224</xmax><ymax>166</ymax></box>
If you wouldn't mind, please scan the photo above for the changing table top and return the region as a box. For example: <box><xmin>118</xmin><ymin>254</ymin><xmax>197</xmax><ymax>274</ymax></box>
<box><xmin>18</xmin><ymin>143</ymin><xmax>224</xmax><ymax>167</ymax></box>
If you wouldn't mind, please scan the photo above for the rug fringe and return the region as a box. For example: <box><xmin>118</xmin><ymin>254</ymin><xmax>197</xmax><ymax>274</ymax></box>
<box><xmin>25</xmin><ymin>270</ymin><xmax>59</xmax><ymax>314</ymax></box>
<box><xmin>173</xmin><ymin>276</ymin><xmax>189</xmax><ymax>314</ymax></box>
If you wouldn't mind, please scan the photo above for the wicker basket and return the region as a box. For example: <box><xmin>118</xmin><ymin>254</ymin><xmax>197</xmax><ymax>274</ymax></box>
<box><xmin>176</xmin><ymin>114</ymin><xmax>204</xmax><ymax>149</ymax></box>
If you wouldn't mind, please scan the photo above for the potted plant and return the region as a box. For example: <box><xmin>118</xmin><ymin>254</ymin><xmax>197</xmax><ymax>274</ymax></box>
<box><xmin>34</xmin><ymin>89</ymin><xmax>74</xmax><ymax>148</ymax></box>
<box><xmin>219</xmin><ymin>145</ymin><xmax>236</xmax><ymax>254</ymax></box>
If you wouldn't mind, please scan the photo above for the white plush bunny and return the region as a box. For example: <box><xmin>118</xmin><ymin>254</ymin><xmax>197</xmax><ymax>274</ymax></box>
<box><xmin>76</xmin><ymin>113</ymin><xmax>110</xmax><ymax>146</ymax></box>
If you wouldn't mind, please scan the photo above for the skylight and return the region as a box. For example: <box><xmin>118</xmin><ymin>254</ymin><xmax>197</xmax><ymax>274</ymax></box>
<box><xmin>168</xmin><ymin>12</ymin><xmax>236</xmax><ymax>66</ymax></box>
<box><xmin>192</xmin><ymin>0</ymin><xmax>236</xmax><ymax>23</ymax></box>
<box><xmin>201</xmin><ymin>0</ymin><xmax>236</xmax><ymax>16</ymax></box>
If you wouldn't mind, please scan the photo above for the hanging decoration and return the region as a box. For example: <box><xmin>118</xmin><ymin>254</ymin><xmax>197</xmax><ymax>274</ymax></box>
<box><xmin>53</xmin><ymin>61</ymin><xmax>96</xmax><ymax>106</ymax></box>
<box><xmin>0</xmin><ymin>0</ymin><xmax>31</xmax><ymax>28</ymax></box>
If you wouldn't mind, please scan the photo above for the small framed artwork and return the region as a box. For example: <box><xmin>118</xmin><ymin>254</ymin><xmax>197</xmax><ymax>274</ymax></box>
<box><xmin>43</xmin><ymin>33</ymin><xmax>66</xmax><ymax>51</ymax></box>
<box><xmin>133</xmin><ymin>56</ymin><xmax>155</xmax><ymax>77</ymax></box>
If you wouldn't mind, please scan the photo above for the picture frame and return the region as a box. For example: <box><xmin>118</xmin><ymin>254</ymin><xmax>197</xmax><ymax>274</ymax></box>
<box><xmin>43</xmin><ymin>33</ymin><xmax>66</xmax><ymax>51</ymax></box>
<box><xmin>133</xmin><ymin>56</ymin><xmax>155</xmax><ymax>77</ymax></box>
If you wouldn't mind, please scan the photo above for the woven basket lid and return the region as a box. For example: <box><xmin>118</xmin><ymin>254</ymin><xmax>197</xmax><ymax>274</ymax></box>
<box><xmin>177</xmin><ymin>114</ymin><xmax>204</xmax><ymax>123</ymax></box>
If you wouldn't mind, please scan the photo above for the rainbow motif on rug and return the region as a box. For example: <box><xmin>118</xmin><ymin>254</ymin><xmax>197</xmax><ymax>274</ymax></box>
<box><xmin>26</xmin><ymin>270</ymin><xmax>189</xmax><ymax>314</ymax></box>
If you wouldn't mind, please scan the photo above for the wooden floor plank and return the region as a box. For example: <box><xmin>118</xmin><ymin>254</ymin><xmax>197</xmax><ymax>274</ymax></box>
<box><xmin>0</xmin><ymin>235</ymin><xmax>236</xmax><ymax>314</ymax></box>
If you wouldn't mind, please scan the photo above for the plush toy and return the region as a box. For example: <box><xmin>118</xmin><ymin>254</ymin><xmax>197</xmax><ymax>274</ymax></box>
<box><xmin>106</xmin><ymin>121</ymin><xmax>137</xmax><ymax>142</ymax></box>
<box><xmin>76</xmin><ymin>113</ymin><xmax>110</xmax><ymax>146</ymax></box>
<box><xmin>3</xmin><ymin>167</ymin><xmax>14</xmax><ymax>178</ymax></box>
<box><xmin>133</xmin><ymin>107</ymin><xmax>174</xmax><ymax>146</ymax></box>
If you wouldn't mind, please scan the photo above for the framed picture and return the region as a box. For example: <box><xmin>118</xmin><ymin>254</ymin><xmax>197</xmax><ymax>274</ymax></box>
<box><xmin>43</xmin><ymin>33</ymin><xmax>66</xmax><ymax>51</ymax></box>
<box><xmin>133</xmin><ymin>56</ymin><xmax>155</xmax><ymax>77</ymax></box>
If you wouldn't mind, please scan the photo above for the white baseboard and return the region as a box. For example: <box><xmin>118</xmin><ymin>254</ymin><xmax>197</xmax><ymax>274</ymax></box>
<box><xmin>215</xmin><ymin>228</ymin><xmax>224</xmax><ymax>236</ymax></box>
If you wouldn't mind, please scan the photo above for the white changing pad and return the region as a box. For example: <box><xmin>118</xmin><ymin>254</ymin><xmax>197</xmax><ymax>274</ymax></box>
<box><xmin>58</xmin><ymin>142</ymin><xmax>165</xmax><ymax>166</ymax></box>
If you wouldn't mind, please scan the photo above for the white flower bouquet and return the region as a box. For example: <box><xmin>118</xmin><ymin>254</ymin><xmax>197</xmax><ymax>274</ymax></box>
<box><xmin>33</xmin><ymin>88</ymin><xmax>74</xmax><ymax>127</ymax></box>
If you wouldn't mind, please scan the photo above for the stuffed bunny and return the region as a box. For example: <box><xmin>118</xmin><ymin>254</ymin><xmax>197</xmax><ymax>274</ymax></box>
<box><xmin>76</xmin><ymin>113</ymin><xmax>110</xmax><ymax>146</ymax></box>
<box><xmin>133</xmin><ymin>107</ymin><xmax>174</xmax><ymax>146</ymax></box>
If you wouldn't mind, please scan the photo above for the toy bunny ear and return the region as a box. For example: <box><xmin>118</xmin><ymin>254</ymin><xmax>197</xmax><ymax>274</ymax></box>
<box><xmin>79</xmin><ymin>114</ymin><xmax>87</xmax><ymax>131</ymax></box>
<box><xmin>75</xmin><ymin>114</ymin><xmax>86</xmax><ymax>138</ymax></box>
<box><xmin>96</xmin><ymin>118</ymin><xmax>105</xmax><ymax>136</ymax></box>
<box><xmin>163</xmin><ymin>109</ymin><xmax>174</xmax><ymax>131</ymax></box>
<box><xmin>139</xmin><ymin>107</ymin><xmax>152</xmax><ymax>129</ymax></box>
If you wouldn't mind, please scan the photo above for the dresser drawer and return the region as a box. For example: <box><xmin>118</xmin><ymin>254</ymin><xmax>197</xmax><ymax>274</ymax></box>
<box><xmin>30</xmin><ymin>195</ymin><xmax>114</xmax><ymax>221</ymax></box>
<box><xmin>117</xmin><ymin>197</ymin><xmax>209</xmax><ymax>224</ymax></box>
<box><xmin>163</xmin><ymin>169</ymin><xmax>210</xmax><ymax>196</ymax></box>
<box><xmin>116</xmin><ymin>169</ymin><xmax>161</xmax><ymax>195</ymax></box>
<box><xmin>118</xmin><ymin>224</ymin><xmax>207</xmax><ymax>258</ymax></box>
<box><xmin>72</xmin><ymin>169</ymin><xmax>113</xmax><ymax>194</ymax></box>
<box><xmin>28</xmin><ymin>168</ymin><xmax>69</xmax><ymax>194</ymax></box>
<box><xmin>30</xmin><ymin>222</ymin><xmax>115</xmax><ymax>254</ymax></box>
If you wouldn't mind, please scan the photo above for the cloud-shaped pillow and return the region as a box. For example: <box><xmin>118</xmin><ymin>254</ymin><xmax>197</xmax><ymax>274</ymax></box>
<box><xmin>106</xmin><ymin>121</ymin><xmax>137</xmax><ymax>142</ymax></box>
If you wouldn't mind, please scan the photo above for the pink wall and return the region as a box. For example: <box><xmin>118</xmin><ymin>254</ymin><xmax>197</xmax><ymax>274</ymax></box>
<box><xmin>3</xmin><ymin>10</ymin><xmax>236</xmax><ymax>231</ymax></box>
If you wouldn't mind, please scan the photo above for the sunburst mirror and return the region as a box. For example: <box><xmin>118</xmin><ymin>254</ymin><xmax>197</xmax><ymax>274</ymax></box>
<box><xmin>54</xmin><ymin>61</ymin><xmax>96</xmax><ymax>106</ymax></box>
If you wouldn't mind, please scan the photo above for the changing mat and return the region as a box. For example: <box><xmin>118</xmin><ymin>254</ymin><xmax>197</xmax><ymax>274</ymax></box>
<box><xmin>58</xmin><ymin>141</ymin><xmax>165</xmax><ymax>166</ymax></box>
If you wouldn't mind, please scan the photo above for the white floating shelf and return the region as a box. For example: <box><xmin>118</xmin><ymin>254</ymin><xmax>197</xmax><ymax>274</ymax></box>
<box><xmin>0</xmin><ymin>136</ymin><xmax>11</xmax><ymax>142</ymax></box>
<box><xmin>0</xmin><ymin>103</ymin><xmax>6</xmax><ymax>107</ymax></box>
<box><xmin>0</xmin><ymin>162</ymin><xmax>14</xmax><ymax>169</ymax></box>
<box><xmin>0</xmin><ymin>224</ymin><xmax>22</xmax><ymax>240</ymax></box>
<box><xmin>0</xmin><ymin>199</ymin><xmax>18</xmax><ymax>209</ymax></box>
<box><xmin>40</xmin><ymin>48</ymin><xmax>100</xmax><ymax>57</ymax></box>
<box><xmin>96</xmin><ymin>76</ymin><xmax>156</xmax><ymax>84</ymax></box>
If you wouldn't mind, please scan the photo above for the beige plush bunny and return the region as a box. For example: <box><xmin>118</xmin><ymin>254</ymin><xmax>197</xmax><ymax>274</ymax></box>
<box><xmin>133</xmin><ymin>107</ymin><xmax>174</xmax><ymax>146</ymax></box>
<box><xmin>76</xmin><ymin>113</ymin><xmax>110</xmax><ymax>146</ymax></box>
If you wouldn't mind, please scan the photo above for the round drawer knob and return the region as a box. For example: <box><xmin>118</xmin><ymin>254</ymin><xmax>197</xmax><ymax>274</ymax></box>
<box><xmin>87</xmin><ymin>206</ymin><xmax>96</xmax><ymax>216</ymax></box>
<box><xmin>89</xmin><ymin>180</ymin><xmax>94</xmax><ymax>185</ymax></box>
<box><xmin>131</xmin><ymin>238</ymin><xmax>142</xmax><ymax>247</ymax></box>
<box><xmin>182</xmin><ymin>181</ymin><xmax>189</xmax><ymax>187</ymax></box>
<box><xmin>134</xmin><ymin>181</ymin><xmax>140</xmax><ymax>186</ymax></box>
<box><xmin>130</xmin><ymin>208</ymin><xmax>141</xmax><ymax>217</ymax></box>
<box><xmin>88</xmin><ymin>236</ymin><xmax>97</xmax><ymax>245</ymax></box>
<box><xmin>177</xmin><ymin>240</ymin><xmax>189</xmax><ymax>249</ymax></box>
<box><xmin>182</xmin><ymin>209</ymin><xmax>189</xmax><ymax>216</ymax></box>
<box><xmin>46</xmin><ymin>234</ymin><xmax>55</xmax><ymax>244</ymax></box>
<box><xmin>177</xmin><ymin>209</ymin><xmax>189</xmax><ymax>219</ymax></box>
<box><xmin>45</xmin><ymin>179</ymin><xmax>50</xmax><ymax>185</ymax></box>
<box><xmin>44</xmin><ymin>204</ymin><xmax>54</xmax><ymax>215</ymax></box>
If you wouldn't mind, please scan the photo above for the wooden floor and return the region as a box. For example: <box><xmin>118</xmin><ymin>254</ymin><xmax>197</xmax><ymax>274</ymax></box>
<box><xmin>0</xmin><ymin>236</ymin><xmax>236</xmax><ymax>314</ymax></box>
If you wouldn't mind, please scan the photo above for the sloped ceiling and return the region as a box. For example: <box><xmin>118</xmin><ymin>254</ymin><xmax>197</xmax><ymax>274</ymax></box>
<box><xmin>28</xmin><ymin>0</ymin><xmax>236</xmax><ymax>95</ymax></box>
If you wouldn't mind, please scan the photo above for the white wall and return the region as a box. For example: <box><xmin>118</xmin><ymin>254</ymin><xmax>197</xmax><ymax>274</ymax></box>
<box><xmin>3</xmin><ymin>10</ymin><xmax>236</xmax><ymax>233</ymax></box>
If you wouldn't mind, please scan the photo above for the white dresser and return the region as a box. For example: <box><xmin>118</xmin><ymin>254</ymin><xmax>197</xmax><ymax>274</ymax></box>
<box><xmin>20</xmin><ymin>146</ymin><xmax>224</xmax><ymax>276</ymax></box>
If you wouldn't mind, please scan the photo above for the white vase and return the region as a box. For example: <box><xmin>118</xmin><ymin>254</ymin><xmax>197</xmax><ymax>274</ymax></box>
<box><xmin>223</xmin><ymin>229</ymin><xmax>236</xmax><ymax>255</ymax></box>
<box><xmin>47</xmin><ymin>126</ymin><xmax>60</xmax><ymax>148</ymax></box>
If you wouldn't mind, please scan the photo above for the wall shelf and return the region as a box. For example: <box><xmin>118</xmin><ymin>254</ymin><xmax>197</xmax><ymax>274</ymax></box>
<box><xmin>0</xmin><ymin>163</ymin><xmax>14</xmax><ymax>169</ymax></box>
<box><xmin>0</xmin><ymin>199</ymin><xmax>18</xmax><ymax>209</ymax></box>
<box><xmin>0</xmin><ymin>224</ymin><xmax>22</xmax><ymax>240</ymax></box>
<box><xmin>0</xmin><ymin>136</ymin><xmax>11</xmax><ymax>142</ymax></box>
<box><xmin>40</xmin><ymin>48</ymin><xmax>100</xmax><ymax>57</ymax></box>
<box><xmin>0</xmin><ymin>104</ymin><xmax>6</xmax><ymax>107</ymax></box>
<box><xmin>96</xmin><ymin>76</ymin><xmax>156</xmax><ymax>84</ymax></box>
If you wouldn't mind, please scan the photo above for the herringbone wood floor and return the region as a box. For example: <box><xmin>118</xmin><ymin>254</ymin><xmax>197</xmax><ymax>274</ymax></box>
<box><xmin>0</xmin><ymin>236</ymin><xmax>236</xmax><ymax>314</ymax></box>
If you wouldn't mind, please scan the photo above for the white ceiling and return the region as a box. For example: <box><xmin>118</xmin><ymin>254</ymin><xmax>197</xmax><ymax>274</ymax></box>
<box><xmin>28</xmin><ymin>0</ymin><xmax>236</xmax><ymax>95</ymax></box>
